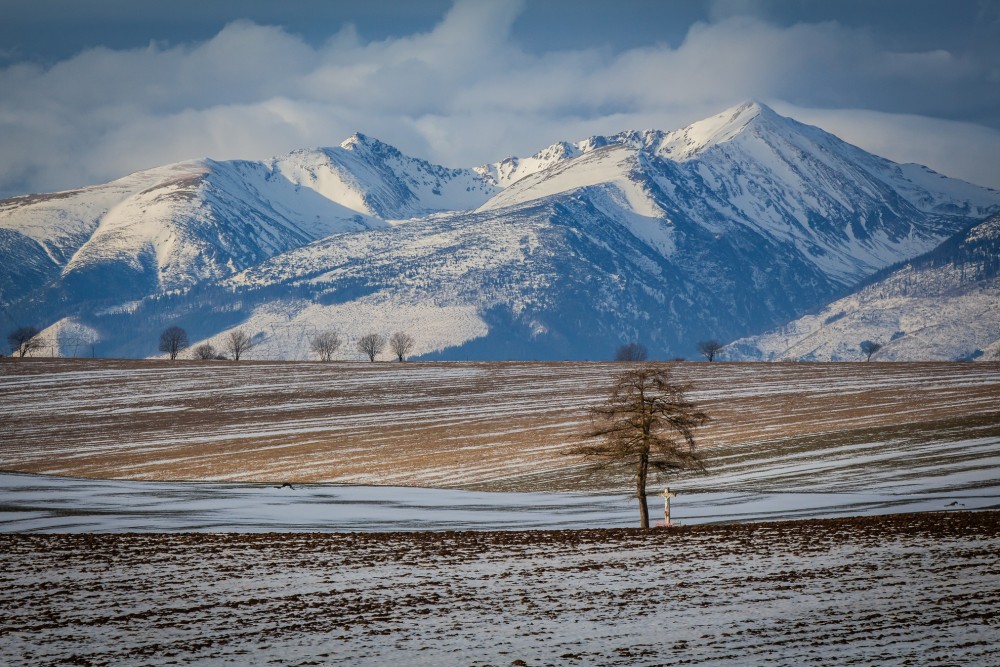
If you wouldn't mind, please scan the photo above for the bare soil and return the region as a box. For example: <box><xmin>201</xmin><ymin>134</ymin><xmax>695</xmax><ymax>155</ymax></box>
<box><xmin>2</xmin><ymin>510</ymin><xmax>997</xmax><ymax>666</ymax></box>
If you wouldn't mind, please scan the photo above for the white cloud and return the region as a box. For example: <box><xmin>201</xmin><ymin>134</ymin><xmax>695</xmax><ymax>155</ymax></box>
<box><xmin>1</xmin><ymin>0</ymin><xmax>998</xmax><ymax>198</ymax></box>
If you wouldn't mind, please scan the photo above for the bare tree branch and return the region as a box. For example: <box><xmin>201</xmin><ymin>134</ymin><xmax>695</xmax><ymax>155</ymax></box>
<box><xmin>7</xmin><ymin>326</ymin><xmax>44</xmax><ymax>358</ymax></box>
<box><xmin>389</xmin><ymin>332</ymin><xmax>415</xmax><ymax>362</ymax></box>
<box><xmin>158</xmin><ymin>326</ymin><xmax>189</xmax><ymax>361</ymax></box>
<box><xmin>614</xmin><ymin>342</ymin><xmax>647</xmax><ymax>362</ymax></box>
<box><xmin>860</xmin><ymin>340</ymin><xmax>882</xmax><ymax>362</ymax></box>
<box><xmin>191</xmin><ymin>343</ymin><xmax>216</xmax><ymax>360</ymax></box>
<box><xmin>225</xmin><ymin>328</ymin><xmax>253</xmax><ymax>361</ymax></box>
<box><xmin>310</xmin><ymin>331</ymin><xmax>342</xmax><ymax>362</ymax></box>
<box><xmin>696</xmin><ymin>340</ymin><xmax>725</xmax><ymax>362</ymax></box>
<box><xmin>357</xmin><ymin>333</ymin><xmax>386</xmax><ymax>362</ymax></box>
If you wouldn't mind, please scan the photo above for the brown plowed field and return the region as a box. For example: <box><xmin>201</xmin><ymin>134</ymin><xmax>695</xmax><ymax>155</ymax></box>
<box><xmin>1</xmin><ymin>358</ymin><xmax>997</xmax><ymax>491</ymax></box>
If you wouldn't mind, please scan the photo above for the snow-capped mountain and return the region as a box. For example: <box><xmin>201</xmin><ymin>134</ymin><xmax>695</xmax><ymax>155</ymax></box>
<box><xmin>0</xmin><ymin>157</ymin><xmax>384</xmax><ymax>307</ymax></box>
<box><xmin>0</xmin><ymin>135</ymin><xmax>496</xmax><ymax>307</ymax></box>
<box><xmin>1</xmin><ymin>101</ymin><xmax>998</xmax><ymax>360</ymax></box>
<box><xmin>728</xmin><ymin>214</ymin><xmax>1000</xmax><ymax>362</ymax></box>
<box><xmin>482</xmin><ymin>102</ymin><xmax>998</xmax><ymax>284</ymax></box>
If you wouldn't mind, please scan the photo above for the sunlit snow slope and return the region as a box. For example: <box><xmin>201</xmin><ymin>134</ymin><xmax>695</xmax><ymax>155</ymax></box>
<box><xmin>730</xmin><ymin>214</ymin><xmax>1000</xmax><ymax>361</ymax></box>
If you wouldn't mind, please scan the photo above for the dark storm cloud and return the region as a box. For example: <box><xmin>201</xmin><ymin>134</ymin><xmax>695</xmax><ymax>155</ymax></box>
<box><xmin>0</xmin><ymin>0</ymin><xmax>997</xmax><ymax>198</ymax></box>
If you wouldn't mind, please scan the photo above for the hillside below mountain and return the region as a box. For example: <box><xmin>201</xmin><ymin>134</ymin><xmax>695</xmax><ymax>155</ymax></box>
<box><xmin>729</xmin><ymin>214</ymin><xmax>1000</xmax><ymax>361</ymax></box>
<box><xmin>1</xmin><ymin>101</ymin><xmax>998</xmax><ymax>360</ymax></box>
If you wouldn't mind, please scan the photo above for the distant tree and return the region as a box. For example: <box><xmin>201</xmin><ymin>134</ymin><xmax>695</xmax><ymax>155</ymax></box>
<box><xmin>389</xmin><ymin>332</ymin><xmax>416</xmax><ymax>362</ymax></box>
<box><xmin>697</xmin><ymin>340</ymin><xmax>725</xmax><ymax>362</ymax></box>
<box><xmin>860</xmin><ymin>340</ymin><xmax>882</xmax><ymax>362</ymax></box>
<box><xmin>310</xmin><ymin>331</ymin><xmax>342</xmax><ymax>362</ymax></box>
<box><xmin>158</xmin><ymin>326</ymin><xmax>189</xmax><ymax>360</ymax></box>
<box><xmin>8</xmin><ymin>326</ymin><xmax>43</xmax><ymax>358</ymax></box>
<box><xmin>615</xmin><ymin>342</ymin><xmax>648</xmax><ymax>362</ymax></box>
<box><xmin>357</xmin><ymin>333</ymin><xmax>386</xmax><ymax>362</ymax></box>
<box><xmin>192</xmin><ymin>343</ymin><xmax>217</xmax><ymax>360</ymax></box>
<box><xmin>225</xmin><ymin>328</ymin><xmax>253</xmax><ymax>361</ymax></box>
<box><xmin>571</xmin><ymin>364</ymin><xmax>709</xmax><ymax>529</ymax></box>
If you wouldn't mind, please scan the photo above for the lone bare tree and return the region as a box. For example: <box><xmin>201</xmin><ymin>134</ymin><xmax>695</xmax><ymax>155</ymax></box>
<box><xmin>860</xmin><ymin>340</ymin><xmax>882</xmax><ymax>362</ymax></box>
<box><xmin>8</xmin><ymin>326</ymin><xmax>44</xmax><ymax>357</ymax></box>
<box><xmin>615</xmin><ymin>342</ymin><xmax>648</xmax><ymax>362</ymax></box>
<box><xmin>572</xmin><ymin>364</ymin><xmax>709</xmax><ymax>529</ymax></box>
<box><xmin>389</xmin><ymin>332</ymin><xmax>415</xmax><ymax>361</ymax></box>
<box><xmin>357</xmin><ymin>333</ymin><xmax>386</xmax><ymax>362</ymax></box>
<box><xmin>310</xmin><ymin>331</ymin><xmax>342</xmax><ymax>362</ymax></box>
<box><xmin>696</xmin><ymin>339</ymin><xmax>725</xmax><ymax>362</ymax></box>
<box><xmin>225</xmin><ymin>328</ymin><xmax>253</xmax><ymax>361</ymax></box>
<box><xmin>192</xmin><ymin>343</ymin><xmax>217</xmax><ymax>360</ymax></box>
<box><xmin>158</xmin><ymin>326</ymin><xmax>189</xmax><ymax>360</ymax></box>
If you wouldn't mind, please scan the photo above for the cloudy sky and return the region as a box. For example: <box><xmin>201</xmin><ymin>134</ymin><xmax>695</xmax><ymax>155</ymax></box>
<box><xmin>1</xmin><ymin>0</ymin><xmax>998</xmax><ymax>198</ymax></box>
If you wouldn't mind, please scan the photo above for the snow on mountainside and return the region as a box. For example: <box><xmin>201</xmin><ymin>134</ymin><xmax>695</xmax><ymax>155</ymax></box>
<box><xmin>3</xmin><ymin>101</ymin><xmax>1000</xmax><ymax>360</ymax></box>
<box><xmin>475</xmin><ymin>141</ymin><xmax>585</xmax><ymax>187</ymax></box>
<box><xmin>0</xmin><ymin>167</ymin><xmax>185</xmax><ymax>306</ymax></box>
<box><xmin>652</xmin><ymin>102</ymin><xmax>999</xmax><ymax>214</ymax></box>
<box><xmin>57</xmin><ymin>158</ymin><xmax>388</xmax><ymax>301</ymax></box>
<box><xmin>480</xmin><ymin>102</ymin><xmax>1000</xmax><ymax>284</ymax></box>
<box><xmin>644</xmin><ymin>102</ymin><xmax>1000</xmax><ymax>283</ymax></box>
<box><xmin>203</xmin><ymin>187</ymin><xmax>837</xmax><ymax>361</ymax></box>
<box><xmin>476</xmin><ymin>145</ymin><xmax>677</xmax><ymax>257</ymax></box>
<box><xmin>0</xmin><ymin>137</ymin><xmax>496</xmax><ymax>308</ymax></box>
<box><xmin>276</xmin><ymin>134</ymin><xmax>497</xmax><ymax>219</ymax></box>
<box><xmin>729</xmin><ymin>215</ymin><xmax>1000</xmax><ymax>362</ymax></box>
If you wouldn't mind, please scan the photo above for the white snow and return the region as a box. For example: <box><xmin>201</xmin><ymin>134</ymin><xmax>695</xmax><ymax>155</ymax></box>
<box><xmin>477</xmin><ymin>144</ymin><xmax>661</xmax><ymax>219</ymax></box>
<box><xmin>475</xmin><ymin>140</ymin><xmax>585</xmax><ymax>188</ymax></box>
<box><xmin>2</xmin><ymin>453</ymin><xmax>997</xmax><ymax>532</ymax></box>
<box><xmin>197</xmin><ymin>298</ymin><xmax>490</xmax><ymax>362</ymax></box>
<box><xmin>730</xmin><ymin>217</ymin><xmax>1000</xmax><ymax>362</ymax></box>
<box><xmin>3</xmin><ymin>508</ymin><xmax>997</xmax><ymax>666</ymax></box>
<box><xmin>33</xmin><ymin>318</ymin><xmax>101</xmax><ymax>358</ymax></box>
<box><xmin>655</xmin><ymin>100</ymin><xmax>766</xmax><ymax>160</ymax></box>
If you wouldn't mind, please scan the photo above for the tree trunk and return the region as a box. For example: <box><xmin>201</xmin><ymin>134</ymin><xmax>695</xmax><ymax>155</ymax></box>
<box><xmin>637</xmin><ymin>450</ymin><xmax>649</xmax><ymax>529</ymax></box>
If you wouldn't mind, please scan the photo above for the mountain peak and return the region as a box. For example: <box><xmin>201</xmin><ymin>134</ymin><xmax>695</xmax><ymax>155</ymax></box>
<box><xmin>339</xmin><ymin>133</ymin><xmax>362</xmax><ymax>150</ymax></box>
<box><xmin>734</xmin><ymin>98</ymin><xmax>773</xmax><ymax>115</ymax></box>
<box><xmin>340</xmin><ymin>132</ymin><xmax>394</xmax><ymax>153</ymax></box>
<box><xmin>653</xmin><ymin>100</ymin><xmax>778</xmax><ymax>160</ymax></box>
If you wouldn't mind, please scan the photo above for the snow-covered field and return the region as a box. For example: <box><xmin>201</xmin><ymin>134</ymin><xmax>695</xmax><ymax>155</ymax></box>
<box><xmin>3</xmin><ymin>359</ymin><xmax>999</xmax><ymax>665</ymax></box>
<box><xmin>2</xmin><ymin>467</ymin><xmax>996</xmax><ymax>533</ymax></box>
<box><xmin>3</xmin><ymin>512</ymin><xmax>998</xmax><ymax>665</ymax></box>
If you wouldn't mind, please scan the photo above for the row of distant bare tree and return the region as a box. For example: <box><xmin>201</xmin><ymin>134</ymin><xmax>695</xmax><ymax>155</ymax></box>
<box><xmin>6</xmin><ymin>324</ymin><xmax>888</xmax><ymax>363</ymax></box>
<box><xmin>157</xmin><ymin>326</ymin><xmax>416</xmax><ymax>362</ymax></box>
<box><xmin>614</xmin><ymin>339</ymin><xmax>726</xmax><ymax>362</ymax></box>
<box><xmin>158</xmin><ymin>326</ymin><xmax>253</xmax><ymax>361</ymax></box>
<box><xmin>309</xmin><ymin>330</ymin><xmax>415</xmax><ymax>361</ymax></box>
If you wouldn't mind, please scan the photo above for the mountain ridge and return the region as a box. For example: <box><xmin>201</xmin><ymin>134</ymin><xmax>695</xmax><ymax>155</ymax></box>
<box><xmin>1</xmin><ymin>101</ymin><xmax>998</xmax><ymax>360</ymax></box>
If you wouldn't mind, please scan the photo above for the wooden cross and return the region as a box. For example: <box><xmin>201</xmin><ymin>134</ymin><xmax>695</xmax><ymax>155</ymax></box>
<box><xmin>660</xmin><ymin>487</ymin><xmax>677</xmax><ymax>527</ymax></box>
